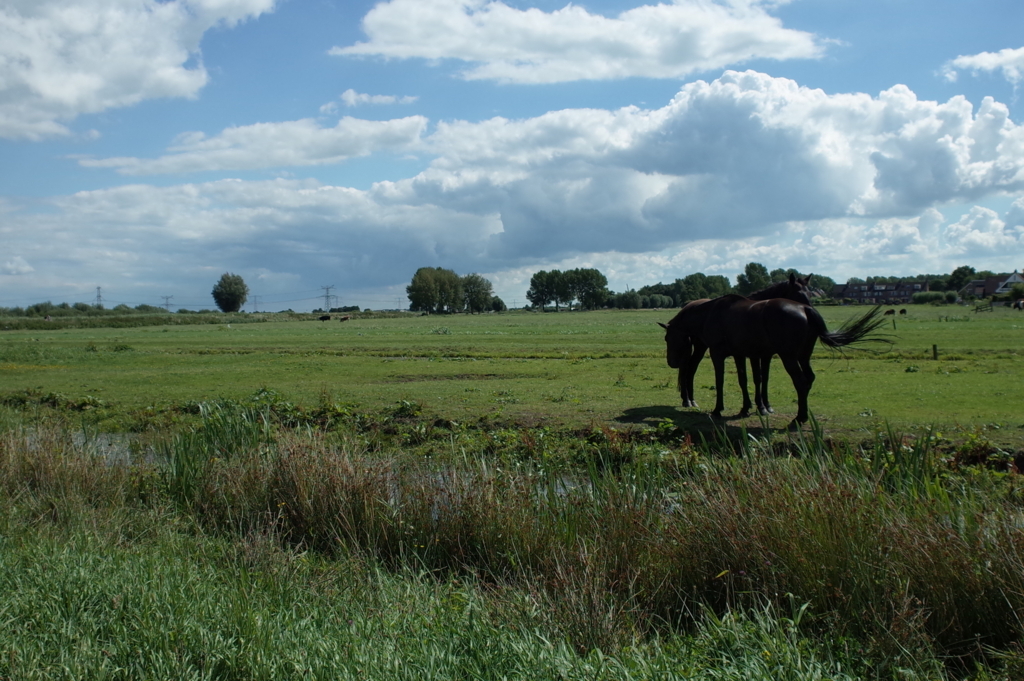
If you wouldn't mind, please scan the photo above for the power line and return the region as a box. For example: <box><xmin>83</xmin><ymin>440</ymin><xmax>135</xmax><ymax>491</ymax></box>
<box><xmin>320</xmin><ymin>285</ymin><xmax>334</xmax><ymax>311</ymax></box>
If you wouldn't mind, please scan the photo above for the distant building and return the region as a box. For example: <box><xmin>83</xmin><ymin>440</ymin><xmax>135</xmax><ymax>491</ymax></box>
<box><xmin>830</xmin><ymin>280</ymin><xmax>926</xmax><ymax>304</ymax></box>
<box><xmin>959</xmin><ymin>271</ymin><xmax>1024</xmax><ymax>298</ymax></box>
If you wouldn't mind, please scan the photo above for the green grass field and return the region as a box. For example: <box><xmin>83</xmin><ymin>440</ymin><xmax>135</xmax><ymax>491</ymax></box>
<box><xmin>2</xmin><ymin>305</ymin><xmax>1022</xmax><ymax>445</ymax></box>
<box><xmin>4</xmin><ymin>306</ymin><xmax>1024</xmax><ymax>679</ymax></box>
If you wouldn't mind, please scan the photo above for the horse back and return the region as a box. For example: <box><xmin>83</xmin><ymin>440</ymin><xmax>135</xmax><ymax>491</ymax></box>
<box><xmin>705</xmin><ymin>297</ymin><xmax>818</xmax><ymax>356</ymax></box>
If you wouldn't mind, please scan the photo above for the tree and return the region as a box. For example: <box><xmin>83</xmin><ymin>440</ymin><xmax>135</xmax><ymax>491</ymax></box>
<box><xmin>946</xmin><ymin>265</ymin><xmax>976</xmax><ymax>293</ymax></box>
<box><xmin>638</xmin><ymin>282</ymin><xmax>677</xmax><ymax>306</ymax></box>
<box><xmin>462</xmin><ymin>273</ymin><xmax>494</xmax><ymax>313</ymax></box>
<box><xmin>526</xmin><ymin>270</ymin><xmax>557</xmax><ymax>310</ymax></box>
<box><xmin>436</xmin><ymin>269</ymin><xmax>464</xmax><ymax>313</ymax></box>
<box><xmin>407</xmin><ymin>267</ymin><xmax>440</xmax><ymax>312</ymax></box>
<box><xmin>491</xmin><ymin>296</ymin><xmax>507</xmax><ymax>312</ymax></box>
<box><xmin>566</xmin><ymin>268</ymin><xmax>609</xmax><ymax>310</ymax></box>
<box><xmin>551</xmin><ymin>270</ymin><xmax>573</xmax><ymax>311</ymax></box>
<box><xmin>810</xmin><ymin>274</ymin><xmax>836</xmax><ymax>297</ymax></box>
<box><xmin>407</xmin><ymin>267</ymin><xmax>464</xmax><ymax>313</ymax></box>
<box><xmin>611</xmin><ymin>290</ymin><xmax>641</xmax><ymax>309</ymax></box>
<box><xmin>211</xmin><ymin>273</ymin><xmax>249</xmax><ymax>312</ymax></box>
<box><xmin>736</xmin><ymin>262</ymin><xmax>771</xmax><ymax>295</ymax></box>
<box><xmin>675</xmin><ymin>272</ymin><xmax>733</xmax><ymax>303</ymax></box>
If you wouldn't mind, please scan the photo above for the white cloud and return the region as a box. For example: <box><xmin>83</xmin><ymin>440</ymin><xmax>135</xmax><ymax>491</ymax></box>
<box><xmin>339</xmin><ymin>89</ymin><xmax>418</xmax><ymax>107</ymax></box>
<box><xmin>943</xmin><ymin>206</ymin><xmax>1024</xmax><ymax>256</ymax></box>
<box><xmin>0</xmin><ymin>0</ymin><xmax>276</xmax><ymax>140</ymax></box>
<box><xmin>10</xmin><ymin>72</ymin><xmax>1024</xmax><ymax>305</ymax></box>
<box><xmin>78</xmin><ymin>115</ymin><xmax>429</xmax><ymax>174</ymax></box>
<box><xmin>1</xmin><ymin>255</ymin><xmax>34</xmax><ymax>275</ymax></box>
<box><xmin>943</xmin><ymin>46</ymin><xmax>1024</xmax><ymax>84</ymax></box>
<box><xmin>331</xmin><ymin>0</ymin><xmax>820</xmax><ymax>84</ymax></box>
<box><xmin>371</xmin><ymin>71</ymin><xmax>1024</xmax><ymax>259</ymax></box>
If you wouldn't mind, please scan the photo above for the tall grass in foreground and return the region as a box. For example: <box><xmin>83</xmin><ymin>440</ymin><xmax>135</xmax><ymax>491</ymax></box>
<box><xmin>2</xmin><ymin>407</ymin><xmax>1023</xmax><ymax>678</ymax></box>
<box><xmin>0</xmin><ymin>518</ymin><xmax>872</xmax><ymax>680</ymax></box>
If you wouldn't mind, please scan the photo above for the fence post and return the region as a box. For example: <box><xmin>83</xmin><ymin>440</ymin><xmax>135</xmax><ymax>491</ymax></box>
<box><xmin>932</xmin><ymin>344</ymin><xmax>938</xmax><ymax>360</ymax></box>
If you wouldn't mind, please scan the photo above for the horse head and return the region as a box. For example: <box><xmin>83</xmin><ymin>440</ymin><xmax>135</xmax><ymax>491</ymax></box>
<box><xmin>658</xmin><ymin>320</ymin><xmax>691</xmax><ymax>369</ymax></box>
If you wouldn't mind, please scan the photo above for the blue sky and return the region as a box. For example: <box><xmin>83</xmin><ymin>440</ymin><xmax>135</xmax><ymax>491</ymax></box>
<box><xmin>2</xmin><ymin>0</ymin><xmax>1023</xmax><ymax>311</ymax></box>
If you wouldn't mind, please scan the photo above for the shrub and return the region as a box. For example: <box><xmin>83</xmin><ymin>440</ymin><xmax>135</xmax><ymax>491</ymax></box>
<box><xmin>911</xmin><ymin>291</ymin><xmax>945</xmax><ymax>304</ymax></box>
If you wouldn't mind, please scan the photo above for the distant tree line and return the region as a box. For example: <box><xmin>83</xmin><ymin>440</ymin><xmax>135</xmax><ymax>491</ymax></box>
<box><xmin>526</xmin><ymin>269</ymin><xmax>609</xmax><ymax>310</ymax></box>
<box><xmin>0</xmin><ymin>301</ymin><xmax>172</xmax><ymax>318</ymax></box>
<box><xmin>520</xmin><ymin>261</ymin><xmax>1022</xmax><ymax>311</ymax></box>
<box><xmin>406</xmin><ymin>267</ymin><xmax>506</xmax><ymax>314</ymax></box>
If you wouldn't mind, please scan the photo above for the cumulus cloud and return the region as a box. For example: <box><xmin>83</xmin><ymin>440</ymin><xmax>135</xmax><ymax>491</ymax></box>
<box><xmin>12</xmin><ymin>72</ymin><xmax>1024</xmax><ymax>303</ymax></box>
<box><xmin>943</xmin><ymin>46</ymin><xmax>1024</xmax><ymax>84</ymax></box>
<box><xmin>0</xmin><ymin>0</ymin><xmax>276</xmax><ymax>140</ymax></box>
<box><xmin>78</xmin><ymin>116</ymin><xmax>429</xmax><ymax>174</ymax></box>
<box><xmin>340</xmin><ymin>89</ymin><xmax>418</xmax><ymax>107</ymax></box>
<box><xmin>1</xmin><ymin>256</ymin><xmax>34</xmax><ymax>275</ymax></box>
<box><xmin>331</xmin><ymin>0</ymin><xmax>821</xmax><ymax>84</ymax></box>
<box><xmin>943</xmin><ymin>206</ymin><xmax>1024</xmax><ymax>256</ymax></box>
<box><xmin>366</xmin><ymin>71</ymin><xmax>1024</xmax><ymax>259</ymax></box>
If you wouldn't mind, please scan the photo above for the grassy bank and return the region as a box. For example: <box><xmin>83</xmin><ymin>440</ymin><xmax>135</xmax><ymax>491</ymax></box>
<box><xmin>2</xmin><ymin>406</ymin><xmax>1023</xmax><ymax>679</ymax></box>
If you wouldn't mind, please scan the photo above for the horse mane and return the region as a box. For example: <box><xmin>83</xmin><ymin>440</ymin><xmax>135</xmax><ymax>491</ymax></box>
<box><xmin>748</xmin><ymin>274</ymin><xmax>813</xmax><ymax>303</ymax></box>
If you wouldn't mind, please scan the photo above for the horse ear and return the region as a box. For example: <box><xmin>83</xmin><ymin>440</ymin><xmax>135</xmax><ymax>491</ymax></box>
<box><xmin>789</xmin><ymin>272</ymin><xmax>796</xmax><ymax>285</ymax></box>
<box><xmin>658</xmin><ymin>322</ymin><xmax>669</xmax><ymax>329</ymax></box>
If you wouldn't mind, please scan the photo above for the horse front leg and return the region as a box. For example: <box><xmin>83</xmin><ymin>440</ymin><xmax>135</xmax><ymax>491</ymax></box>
<box><xmin>753</xmin><ymin>356</ymin><xmax>774</xmax><ymax>415</ymax></box>
<box><xmin>735</xmin><ymin>356</ymin><xmax>751</xmax><ymax>417</ymax></box>
<box><xmin>709</xmin><ymin>349</ymin><xmax>727</xmax><ymax>419</ymax></box>
<box><xmin>676</xmin><ymin>366</ymin><xmax>689</xmax><ymax>407</ymax></box>
<box><xmin>684</xmin><ymin>341</ymin><xmax>706</xmax><ymax>408</ymax></box>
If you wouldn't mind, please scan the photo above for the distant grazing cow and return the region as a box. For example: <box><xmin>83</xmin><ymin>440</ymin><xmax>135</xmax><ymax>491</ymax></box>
<box><xmin>318</xmin><ymin>315</ymin><xmax>331</xmax><ymax>321</ymax></box>
<box><xmin>338</xmin><ymin>315</ymin><xmax>351</xmax><ymax>322</ymax></box>
<box><xmin>1014</xmin><ymin>299</ymin><xmax>1024</xmax><ymax>311</ymax></box>
<box><xmin>899</xmin><ymin>308</ymin><xmax>907</xmax><ymax>315</ymax></box>
<box><xmin>884</xmin><ymin>309</ymin><xmax>895</xmax><ymax>316</ymax></box>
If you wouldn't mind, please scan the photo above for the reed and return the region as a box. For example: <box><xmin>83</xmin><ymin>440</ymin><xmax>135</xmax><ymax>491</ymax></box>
<box><xmin>2</xmin><ymin>409</ymin><xmax>1022</xmax><ymax>677</ymax></box>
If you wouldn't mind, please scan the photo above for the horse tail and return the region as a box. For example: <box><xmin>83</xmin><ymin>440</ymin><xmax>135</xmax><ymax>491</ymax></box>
<box><xmin>814</xmin><ymin>305</ymin><xmax>891</xmax><ymax>349</ymax></box>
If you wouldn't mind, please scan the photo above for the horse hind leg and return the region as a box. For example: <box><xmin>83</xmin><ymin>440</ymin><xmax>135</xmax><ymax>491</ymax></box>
<box><xmin>710</xmin><ymin>350</ymin><xmax>728</xmax><ymax>419</ymax></box>
<box><xmin>753</xmin><ymin>356</ymin><xmax>774</xmax><ymax>415</ymax></box>
<box><xmin>780</xmin><ymin>355</ymin><xmax>812</xmax><ymax>428</ymax></box>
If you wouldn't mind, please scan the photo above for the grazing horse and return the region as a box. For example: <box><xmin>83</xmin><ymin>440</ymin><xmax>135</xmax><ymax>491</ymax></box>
<box><xmin>1014</xmin><ymin>299</ymin><xmax>1023</xmax><ymax>311</ymax></box>
<box><xmin>318</xmin><ymin>314</ymin><xmax>331</xmax><ymax>321</ymax></box>
<box><xmin>662</xmin><ymin>294</ymin><xmax>888</xmax><ymax>428</ymax></box>
<box><xmin>899</xmin><ymin>308</ymin><xmax>907</xmax><ymax>315</ymax></box>
<box><xmin>660</xmin><ymin>274</ymin><xmax>815</xmax><ymax>418</ymax></box>
<box><xmin>884</xmin><ymin>309</ymin><xmax>895</xmax><ymax>316</ymax></box>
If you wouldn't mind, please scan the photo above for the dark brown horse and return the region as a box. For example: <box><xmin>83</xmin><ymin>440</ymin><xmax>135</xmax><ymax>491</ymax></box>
<box><xmin>662</xmin><ymin>287</ymin><xmax>888</xmax><ymax>428</ymax></box>
<box><xmin>661</xmin><ymin>274</ymin><xmax>815</xmax><ymax>417</ymax></box>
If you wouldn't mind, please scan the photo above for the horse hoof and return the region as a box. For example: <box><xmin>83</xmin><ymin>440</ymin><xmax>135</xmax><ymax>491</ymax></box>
<box><xmin>737</xmin><ymin>409</ymin><xmax>750</xmax><ymax>418</ymax></box>
<box><xmin>786</xmin><ymin>419</ymin><xmax>802</xmax><ymax>431</ymax></box>
<box><xmin>711</xmin><ymin>411</ymin><xmax>723</xmax><ymax>420</ymax></box>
